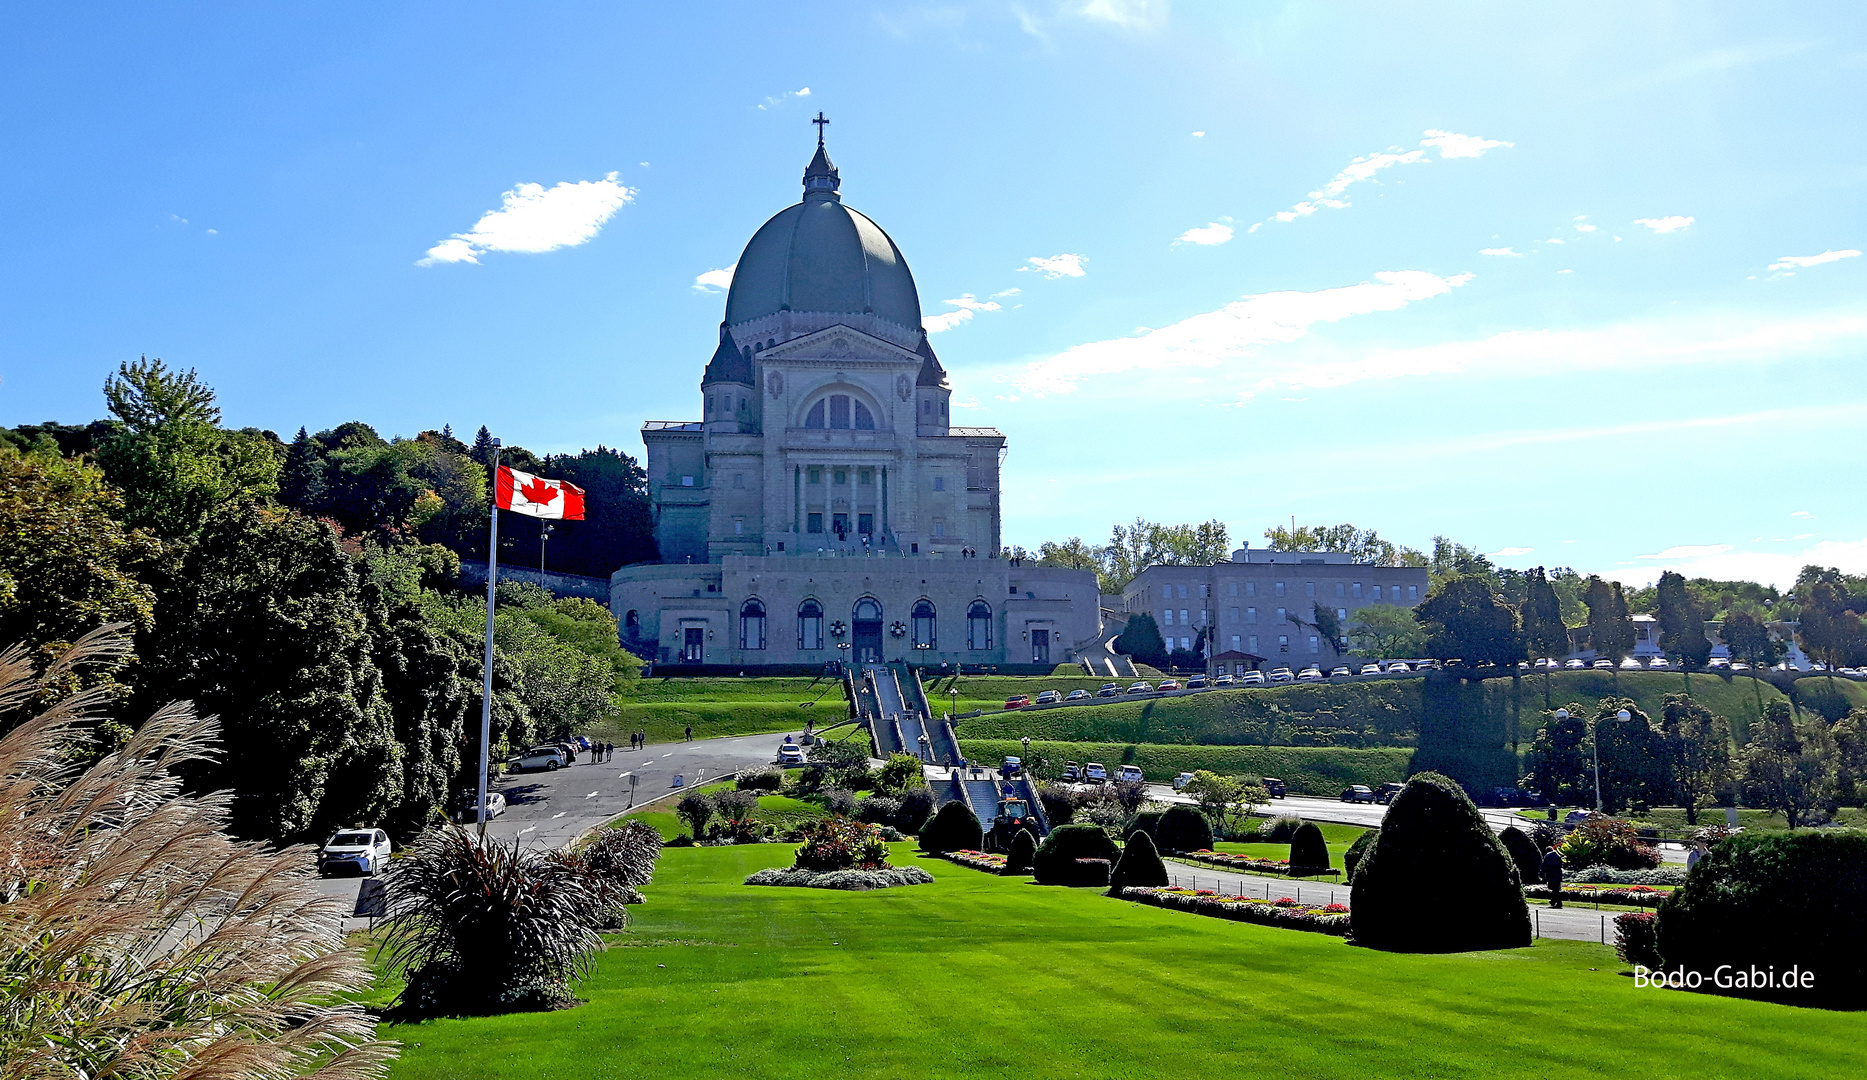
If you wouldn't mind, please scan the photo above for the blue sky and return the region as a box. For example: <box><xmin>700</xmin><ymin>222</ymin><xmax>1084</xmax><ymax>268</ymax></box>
<box><xmin>4</xmin><ymin>2</ymin><xmax>1864</xmax><ymax>586</ymax></box>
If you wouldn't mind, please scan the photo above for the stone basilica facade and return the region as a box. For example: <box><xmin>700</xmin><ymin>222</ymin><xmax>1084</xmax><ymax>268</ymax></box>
<box><xmin>611</xmin><ymin>139</ymin><xmax>1101</xmax><ymax>672</ymax></box>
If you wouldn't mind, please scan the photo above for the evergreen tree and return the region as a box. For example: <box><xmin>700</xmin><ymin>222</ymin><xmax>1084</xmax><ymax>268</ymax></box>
<box><xmin>1109</xmin><ymin>829</ymin><xmax>1168</xmax><ymax>889</ymax></box>
<box><xmin>1519</xmin><ymin>567</ymin><xmax>1569</xmax><ymax>662</ymax></box>
<box><xmin>1583</xmin><ymin>575</ymin><xmax>1636</xmax><ymax>665</ymax></box>
<box><xmin>470</xmin><ymin>426</ymin><xmax>496</xmax><ymax>467</ymax></box>
<box><xmin>1113</xmin><ymin>612</ymin><xmax>1168</xmax><ymax>669</ymax></box>
<box><xmin>1719</xmin><ymin>611</ymin><xmax>1784</xmax><ymax>667</ymax></box>
<box><xmin>278</xmin><ymin>426</ymin><xmax>328</xmax><ymax>512</ymax></box>
<box><xmin>1414</xmin><ymin>575</ymin><xmax>1522</xmax><ymax>668</ymax></box>
<box><xmin>1153</xmin><ymin>803</ymin><xmax>1212</xmax><ymax>853</ymax></box>
<box><xmin>1655</xmin><ymin>570</ymin><xmax>1713</xmax><ymax>671</ymax></box>
<box><xmin>1288</xmin><ymin>821</ymin><xmax>1330</xmax><ymax>874</ymax></box>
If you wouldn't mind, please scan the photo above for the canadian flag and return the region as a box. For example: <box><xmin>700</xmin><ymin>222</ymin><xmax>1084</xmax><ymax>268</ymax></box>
<box><xmin>496</xmin><ymin>465</ymin><xmax>586</xmax><ymax>520</ymax></box>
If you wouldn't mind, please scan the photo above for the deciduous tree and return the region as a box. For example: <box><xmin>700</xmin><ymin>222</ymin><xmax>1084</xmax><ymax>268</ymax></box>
<box><xmin>1660</xmin><ymin>694</ymin><xmax>1731</xmax><ymax>826</ymax></box>
<box><xmin>1346</xmin><ymin>603</ymin><xmax>1425</xmax><ymax>658</ymax></box>
<box><xmin>1656</xmin><ymin>570</ymin><xmax>1713</xmax><ymax>671</ymax></box>
<box><xmin>1414</xmin><ymin>575</ymin><xmax>1522</xmax><ymax>669</ymax></box>
<box><xmin>1739</xmin><ymin>701</ymin><xmax>1828</xmax><ymax>828</ymax></box>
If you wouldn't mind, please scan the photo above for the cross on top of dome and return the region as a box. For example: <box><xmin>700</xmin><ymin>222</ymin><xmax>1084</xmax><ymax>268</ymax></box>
<box><xmin>803</xmin><ymin>114</ymin><xmax>840</xmax><ymax>201</ymax></box>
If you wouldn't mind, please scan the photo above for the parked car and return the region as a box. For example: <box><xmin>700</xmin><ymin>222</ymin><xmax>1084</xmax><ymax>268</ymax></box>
<box><xmin>1066</xmin><ymin>688</ymin><xmax>1090</xmax><ymax>700</ymax></box>
<box><xmin>554</xmin><ymin>741</ymin><xmax>580</xmax><ymax>764</ymax></box>
<box><xmin>1267</xmin><ymin>668</ymin><xmax>1294</xmax><ymax>684</ymax></box>
<box><xmin>1098</xmin><ymin>683</ymin><xmax>1122</xmax><ymax>697</ymax></box>
<box><xmin>1127</xmin><ymin>681</ymin><xmax>1153</xmax><ymax>694</ymax></box>
<box><xmin>1118</xmin><ymin>764</ymin><xmax>1145</xmax><ymax>783</ymax></box>
<box><xmin>1565</xmin><ymin>809</ymin><xmax>1601</xmax><ymax>824</ymax></box>
<box><xmin>318</xmin><ymin>828</ymin><xmax>392</xmax><ymax>877</ymax></box>
<box><xmin>1001</xmin><ymin>756</ymin><xmax>1023</xmax><ymax>777</ymax></box>
<box><xmin>1648</xmin><ymin>657</ymin><xmax>1670</xmax><ymax>669</ymax></box>
<box><xmin>1157</xmin><ymin>679</ymin><xmax>1182</xmax><ymax>692</ymax></box>
<box><xmin>1329</xmin><ymin>666</ymin><xmax>1352</xmax><ymax>678</ymax></box>
<box><xmin>1172</xmin><ymin>771</ymin><xmax>1197</xmax><ymax>791</ymax></box>
<box><xmin>1262</xmin><ymin>776</ymin><xmax>1287</xmax><ymax>798</ymax></box>
<box><xmin>516</xmin><ymin>745</ymin><xmax>568</xmax><ymax>771</ymax></box>
<box><xmin>1592</xmin><ymin>659</ymin><xmax>1615</xmax><ymax>669</ymax></box>
<box><xmin>777</xmin><ymin>743</ymin><xmax>807</xmax><ymax>766</ymax></box>
<box><xmin>454</xmin><ymin>790</ymin><xmax>507</xmax><ymax>820</ymax></box>
<box><xmin>1386</xmin><ymin>661</ymin><xmax>1411</xmax><ymax>674</ymax></box>
<box><xmin>1004</xmin><ymin>695</ymin><xmax>1032</xmax><ymax>710</ymax></box>
<box><xmin>1296</xmin><ymin>667</ymin><xmax>1324</xmax><ymax>681</ymax></box>
<box><xmin>1213</xmin><ymin>673</ymin><xmax>1236</xmax><ymax>686</ymax></box>
<box><xmin>1061</xmin><ymin>761</ymin><xmax>1082</xmax><ymax>782</ymax></box>
<box><xmin>1084</xmin><ymin>762</ymin><xmax>1109</xmax><ymax>784</ymax></box>
<box><xmin>1035</xmin><ymin>689</ymin><xmax>1062</xmax><ymax>705</ymax></box>
<box><xmin>571</xmin><ymin>735</ymin><xmax>592</xmax><ymax>751</ymax></box>
<box><xmin>1564</xmin><ymin>658</ymin><xmax>1587</xmax><ymax>669</ymax></box>
<box><xmin>1730</xmin><ymin>661</ymin><xmax>1751</xmax><ymax>671</ymax></box>
<box><xmin>1185</xmin><ymin>675</ymin><xmax>1209</xmax><ymax>689</ymax></box>
<box><xmin>1620</xmin><ymin>657</ymin><xmax>1643</xmax><ymax>669</ymax></box>
<box><xmin>1239</xmin><ymin>671</ymin><xmax>1266</xmax><ymax>686</ymax></box>
<box><xmin>1340</xmin><ymin>785</ymin><xmax>1376</xmax><ymax>804</ymax></box>
<box><xmin>1359</xmin><ymin>663</ymin><xmax>1383</xmax><ymax>676</ymax></box>
<box><xmin>1375</xmin><ymin>782</ymin><xmax>1406</xmax><ymax>805</ymax></box>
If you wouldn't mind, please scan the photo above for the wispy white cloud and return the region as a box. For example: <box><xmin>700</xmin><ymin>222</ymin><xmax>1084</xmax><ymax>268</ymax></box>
<box><xmin>1010</xmin><ymin>269</ymin><xmax>1472</xmax><ymax>395</ymax></box>
<box><xmin>1418</xmin><ymin>129</ymin><xmax>1515</xmax><ymax>158</ymax></box>
<box><xmin>1261</xmin><ymin>129</ymin><xmax>1511</xmax><ymax>228</ymax></box>
<box><xmin>1575</xmin><ymin>223</ymin><xmax>1598</xmax><ymax>233</ymax></box>
<box><xmin>1020</xmin><ymin>253</ymin><xmax>1088</xmax><ymax>278</ymax></box>
<box><xmin>1792</xmin><ymin>510</ymin><xmax>1815</xmax><ymax>518</ymax></box>
<box><xmin>923</xmin><ymin>309</ymin><xmax>975</xmax><ymax>333</ymax></box>
<box><xmin>991</xmin><ymin>287</ymin><xmax>1022</xmax><ymax>298</ymax></box>
<box><xmin>1625</xmin><ymin>536</ymin><xmax>1867</xmax><ymax>589</ymax></box>
<box><xmin>419</xmin><ymin>173</ymin><xmax>633</xmax><ymax>266</ymax></box>
<box><xmin>1488</xmin><ymin>546</ymin><xmax>1535</xmax><ymax>558</ymax></box>
<box><xmin>1076</xmin><ymin>0</ymin><xmax>1169</xmax><ymax>29</ymax></box>
<box><xmin>1175</xmin><ymin>222</ymin><xmax>1234</xmax><ymax>246</ymax></box>
<box><xmin>1768</xmin><ymin>249</ymin><xmax>1860</xmax><ymax>272</ymax></box>
<box><xmin>1191</xmin><ymin>130</ymin><xmax>1205</xmax><ymax>137</ymax></box>
<box><xmin>757</xmin><ymin>87</ymin><xmax>811</xmax><ymax>110</ymax></box>
<box><xmin>945</xmin><ymin>294</ymin><xmax>1002</xmax><ymax>312</ymax></box>
<box><xmin>1479</xmin><ymin>247</ymin><xmax>1523</xmax><ymax>257</ymax></box>
<box><xmin>693</xmin><ymin>264</ymin><xmax>735</xmax><ymax>292</ymax></box>
<box><xmin>1639</xmin><ymin>544</ymin><xmax>1732</xmax><ymax>560</ymax></box>
<box><xmin>1634</xmin><ymin>215</ymin><xmax>1694</xmax><ymax>233</ymax></box>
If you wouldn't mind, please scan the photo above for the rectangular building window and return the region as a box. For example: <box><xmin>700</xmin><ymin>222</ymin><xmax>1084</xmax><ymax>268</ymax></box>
<box><xmin>934</xmin><ymin>476</ymin><xmax>945</xmax><ymax>491</ymax></box>
<box><xmin>933</xmin><ymin>519</ymin><xmax>945</xmax><ymax>537</ymax></box>
<box><xmin>829</xmin><ymin>396</ymin><xmax>850</xmax><ymax>428</ymax></box>
<box><xmin>1248</xmin><ymin>635</ymin><xmax>1259</xmax><ymax>653</ymax></box>
<box><xmin>1246</xmin><ymin>582</ymin><xmax>1256</xmax><ymax>598</ymax></box>
<box><xmin>1275</xmin><ymin>581</ymin><xmax>1286</xmax><ymax>597</ymax></box>
<box><xmin>1305</xmin><ymin>581</ymin><xmax>1316</xmax><ymax>598</ymax></box>
<box><xmin>733</xmin><ymin>473</ymin><xmax>744</xmax><ymax>489</ymax></box>
<box><xmin>834</xmin><ymin>469</ymin><xmax>847</xmax><ymax>485</ymax></box>
<box><xmin>859</xmin><ymin>467</ymin><xmax>873</xmax><ymax>484</ymax></box>
<box><xmin>1247</xmin><ymin>606</ymin><xmax>1257</xmax><ymax>623</ymax></box>
<box><xmin>1277</xmin><ymin>607</ymin><xmax>1287</xmax><ymax>624</ymax></box>
<box><xmin>1181</xmin><ymin>637</ymin><xmax>1191</xmax><ymax>650</ymax></box>
<box><xmin>858</xmin><ymin>512</ymin><xmax>874</xmax><ymax>534</ymax></box>
<box><xmin>733</xmin><ymin>517</ymin><xmax>744</xmax><ymax>535</ymax></box>
<box><xmin>1372</xmin><ymin>585</ymin><xmax>1382</xmax><ymax>601</ymax></box>
<box><xmin>1178</xmin><ymin>584</ymin><xmax>1189</xmax><ymax>599</ymax></box>
<box><xmin>807</xmin><ymin>513</ymin><xmax>823</xmax><ymax>534</ymax></box>
<box><xmin>1179</xmin><ymin>609</ymin><xmax>1189</xmax><ymax>625</ymax></box>
<box><xmin>1162</xmin><ymin>609</ymin><xmax>1174</xmax><ymax>626</ymax></box>
<box><xmin>1278</xmin><ymin>635</ymin><xmax>1289</xmax><ymax>654</ymax></box>
<box><xmin>1228</xmin><ymin>582</ymin><xmax>1238</xmax><ymax>597</ymax></box>
<box><xmin>1334</xmin><ymin>582</ymin><xmax>1344</xmax><ymax>598</ymax></box>
<box><xmin>1409</xmin><ymin>585</ymin><xmax>1419</xmax><ymax>601</ymax></box>
<box><xmin>1200</xmin><ymin>584</ymin><xmax>1210</xmax><ymax>598</ymax></box>
<box><xmin>1352</xmin><ymin>582</ymin><xmax>1363</xmax><ymax>598</ymax></box>
<box><xmin>1309</xmin><ymin>635</ymin><xmax>1319</xmax><ymax>653</ymax></box>
<box><xmin>1228</xmin><ymin>606</ymin><xmax>1239</xmax><ymax>623</ymax></box>
<box><xmin>1337</xmin><ymin>608</ymin><xmax>1348</xmax><ymax>621</ymax></box>
<box><xmin>808</xmin><ymin>467</ymin><xmax>822</xmax><ymax>485</ymax></box>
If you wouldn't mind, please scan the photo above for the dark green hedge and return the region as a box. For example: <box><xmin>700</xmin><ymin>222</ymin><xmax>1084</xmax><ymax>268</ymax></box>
<box><xmin>1289</xmin><ymin>822</ymin><xmax>1331</xmax><ymax>874</ymax></box>
<box><xmin>1110</xmin><ymin>830</ymin><xmax>1169</xmax><ymax>889</ymax></box>
<box><xmin>959</xmin><ymin>739</ymin><xmax>1412</xmax><ymax>796</ymax></box>
<box><xmin>1006</xmin><ymin>828</ymin><xmax>1037</xmax><ymax>873</ymax></box>
<box><xmin>1498</xmin><ymin>825</ymin><xmax>1543</xmax><ymax>885</ymax></box>
<box><xmin>1344</xmin><ymin>828</ymin><xmax>1378</xmax><ymax>883</ymax></box>
<box><xmin>1655</xmin><ymin>831</ymin><xmax>1867</xmax><ymax>1007</ymax></box>
<box><xmin>1155</xmin><ymin>804</ymin><xmax>1213</xmax><ymax>854</ymax></box>
<box><xmin>1034</xmin><ymin>824</ymin><xmax>1121</xmax><ymax>886</ymax></box>
<box><xmin>917</xmin><ymin>800</ymin><xmax>982</xmax><ymax>855</ymax></box>
<box><xmin>1350</xmin><ymin>772</ymin><xmax>1531</xmax><ymax>952</ymax></box>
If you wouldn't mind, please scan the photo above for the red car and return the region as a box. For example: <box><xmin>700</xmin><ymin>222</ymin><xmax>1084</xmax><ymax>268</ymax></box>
<box><xmin>1004</xmin><ymin>695</ymin><xmax>1032</xmax><ymax>710</ymax></box>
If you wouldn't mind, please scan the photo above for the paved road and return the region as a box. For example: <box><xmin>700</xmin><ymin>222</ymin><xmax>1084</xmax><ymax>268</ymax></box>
<box><xmin>1157</xmin><ymin>861</ymin><xmax>1618</xmax><ymax>943</ymax></box>
<box><xmin>316</xmin><ymin>728</ymin><xmax>804</xmax><ymax>922</ymax></box>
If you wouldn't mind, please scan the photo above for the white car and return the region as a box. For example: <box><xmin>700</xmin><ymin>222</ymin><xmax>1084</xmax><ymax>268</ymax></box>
<box><xmin>1172</xmin><ymin>771</ymin><xmax>1196</xmax><ymax>790</ymax></box>
<box><xmin>1296</xmin><ymin>667</ymin><xmax>1324</xmax><ymax>682</ymax></box>
<box><xmin>1239</xmin><ymin>670</ymin><xmax>1266</xmax><ymax>686</ymax></box>
<box><xmin>1386</xmin><ymin>662</ymin><xmax>1411</xmax><ymax>674</ymax></box>
<box><xmin>318</xmin><ymin>828</ymin><xmax>392</xmax><ymax>877</ymax></box>
<box><xmin>1359</xmin><ymin>663</ymin><xmax>1383</xmax><ymax>676</ymax></box>
<box><xmin>1118</xmin><ymin>764</ymin><xmax>1145</xmax><ymax>783</ymax></box>
<box><xmin>516</xmin><ymin>745</ymin><xmax>568</xmax><ymax>771</ymax></box>
<box><xmin>1620</xmin><ymin>657</ymin><xmax>1643</xmax><ymax>669</ymax></box>
<box><xmin>1213</xmin><ymin>673</ymin><xmax>1236</xmax><ymax>686</ymax></box>
<box><xmin>1127</xmin><ymin>681</ymin><xmax>1153</xmax><ymax>694</ymax></box>
<box><xmin>1592</xmin><ymin>659</ymin><xmax>1615</xmax><ymax>669</ymax></box>
<box><xmin>455</xmin><ymin>790</ymin><xmax>507</xmax><ymax>820</ymax></box>
<box><xmin>1084</xmin><ymin>762</ymin><xmax>1109</xmax><ymax>783</ymax></box>
<box><xmin>1564</xmin><ymin>658</ymin><xmax>1587</xmax><ymax>669</ymax></box>
<box><xmin>1267</xmin><ymin>668</ymin><xmax>1294</xmax><ymax>684</ymax></box>
<box><xmin>1648</xmin><ymin>657</ymin><xmax>1670</xmax><ymax>669</ymax></box>
<box><xmin>776</xmin><ymin>743</ymin><xmax>807</xmax><ymax>765</ymax></box>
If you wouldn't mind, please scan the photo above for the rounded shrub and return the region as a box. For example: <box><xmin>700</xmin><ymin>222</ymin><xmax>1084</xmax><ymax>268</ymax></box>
<box><xmin>1288</xmin><ymin>822</ymin><xmax>1330</xmax><ymax>875</ymax></box>
<box><xmin>1033</xmin><ymin>823</ymin><xmax>1121</xmax><ymax>886</ymax></box>
<box><xmin>1498</xmin><ymin>825</ymin><xmax>1543</xmax><ymax>885</ymax></box>
<box><xmin>736</xmin><ymin>767</ymin><xmax>783</xmax><ymax>792</ymax></box>
<box><xmin>1343</xmin><ymin>827</ymin><xmax>1378</xmax><ymax>883</ymax></box>
<box><xmin>1005</xmin><ymin>828</ymin><xmax>1038</xmax><ymax>874</ymax></box>
<box><xmin>1349</xmin><ymin>772</ymin><xmax>1531</xmax><ymax>952</ymax></box>
<box><xmin>1264</xmin><ymin>814</ymin><xmax>1304</xmax><ymax>843</ymax></box>
<box><xmin>894</xmin><ymin>789</ymin><xmax>935</xmax><ymax>835</ymax></box>
<box><xmin>856</xmin><ymin>795</ymin><xmax>901</xmax><ymax>826</ymax></box>
<box><xmin>1126</xmin><ymin>808</ymin><xmax>1165</xmax><ymax>839</ymax></box>
<box><xmin>1654</xmin><ymin>831</ymin><xmax>1867</xmax><ymax>1007</ymax></box>
<box><xmin>1109</xmin><ymin>829</ymin><xmax>1168</xmax><ymax>889</ymax></box>
<box><xmin>1154</xmin><ymin>804</ymin><xmax>1213</xmax><ymax>854</ymax></box>
<box><xmin>917</xmin><ymin>799</ymin><xmax>983</xmax><ymax>855</ymax></box>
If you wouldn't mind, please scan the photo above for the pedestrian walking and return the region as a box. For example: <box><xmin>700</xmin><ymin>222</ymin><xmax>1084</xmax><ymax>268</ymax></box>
<box><xmin>1687</xmin><ymin>840</ymin><xmax>1708</xmax><ymax>872</ymax></box>
<box><xmin>684</xmin><ymin>724</ymin><xmax>693</xmax><ymax>741</ymax></box>
<box><xmin>1542</xmin><ymin>847</ymin><xmax>1565</xmax><ymax>908</ymax></box>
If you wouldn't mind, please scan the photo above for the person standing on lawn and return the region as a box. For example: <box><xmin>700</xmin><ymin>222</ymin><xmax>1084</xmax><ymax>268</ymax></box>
<box><xmin>1542</xmin><ymin>847</ymin><xmax>1565</xmax><ymax>908</ymax></box>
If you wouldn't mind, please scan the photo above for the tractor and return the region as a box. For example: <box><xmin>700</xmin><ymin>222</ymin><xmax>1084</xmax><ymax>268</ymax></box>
<box><xmin>986</xmin><ymin>795</ymin><xmax>1043</xmax><ymax>851</ymax></box>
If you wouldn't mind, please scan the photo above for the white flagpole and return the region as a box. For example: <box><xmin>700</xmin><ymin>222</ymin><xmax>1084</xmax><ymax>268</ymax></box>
<box><xmin>477</xmin><ymin>440</ymin><xmax>502</xmax><ymax>841</ymax></box>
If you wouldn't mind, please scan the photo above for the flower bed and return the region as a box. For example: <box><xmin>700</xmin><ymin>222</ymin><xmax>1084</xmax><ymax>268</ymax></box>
<box><xmin>744</xmin><ymin>866</ymin><xmax>935</xmax><ymax>891</ymax></box>
<box><xmin>945</xmin><ymin>849</ymin><xmax>1014</xmax><ymax>874</ymax></box>
<box><xmin>1111</xmin><ymin>886</ymin><xmax>1352</xmax><ymax>936</ymax></box>
<box><xmin>1175</xmin><ymin>850</ymin><xmax>1339</xmax><ymax>879</ymax></box>
<box><xmin>1524</xmin><ymin>883</ymin><xmax>1666</xmax><ymax>908</ymax></box>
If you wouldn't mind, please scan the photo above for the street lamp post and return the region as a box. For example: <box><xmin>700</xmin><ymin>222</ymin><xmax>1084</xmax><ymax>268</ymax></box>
<box><xmin>1592</xmin><ymin>707</ymin><xmax>1633</xmax><ymax>813</ymax></box>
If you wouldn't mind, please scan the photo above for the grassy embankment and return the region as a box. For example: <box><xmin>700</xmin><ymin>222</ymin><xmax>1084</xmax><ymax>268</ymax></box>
<box><xmin>378</xmin><ymin>843</ymin><xmax>1865</xmax><ymax>1080</ymax></box>
<box><xmin>597</xmin><ymin>676</ymin><xmax>846</xmax><ymax>743</ymax></box>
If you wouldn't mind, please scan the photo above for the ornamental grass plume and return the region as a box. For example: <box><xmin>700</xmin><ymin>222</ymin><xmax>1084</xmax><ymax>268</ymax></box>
<box><xmin>0</xmin><ymin>626</ymin><xmax>397</xmax><ymax>1080</ymax></box>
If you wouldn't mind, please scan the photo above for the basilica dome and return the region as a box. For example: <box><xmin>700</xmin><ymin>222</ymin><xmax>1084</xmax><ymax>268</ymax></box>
<box><xmin>723</xmin><ymin>143</ymin><xmax>922</xmax><ymax>333</ymax></box>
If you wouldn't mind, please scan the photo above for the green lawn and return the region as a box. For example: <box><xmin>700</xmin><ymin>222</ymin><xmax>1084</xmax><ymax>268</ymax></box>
<box><xmin>959</xmin><ymin>738</ymin><xmax>1412</xmax><ymax>794</ymax></box>
<box><xmin>1212</xmin><ymin>821</ymin><xmax>1368</xmax><ymax>868</ymax></box>
<box><xmin>379</xmin><ymin>843</ymin><xmax>1863</xmax><ymax>1080</ymax></box>
<box><xmin>599</xmin><ymin>676</ymin><xmax>849</xmax><ymax>743</ymax></box>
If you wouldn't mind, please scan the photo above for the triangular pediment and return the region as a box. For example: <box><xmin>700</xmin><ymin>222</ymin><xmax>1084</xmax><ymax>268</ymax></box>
<box><xmin>758</xmin><ymin>325</ymin><xmax>920</xmax><ymax>365</ymax></box>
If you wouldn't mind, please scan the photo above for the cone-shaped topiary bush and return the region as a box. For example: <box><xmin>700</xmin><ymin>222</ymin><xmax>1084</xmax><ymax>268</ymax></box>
<box><xmin>1655</xmin><ymin>831</ymin><xmax>1867</xmax><ymax>1007</ymax></box>
<box><xmin>1498</xmin><ymin>825</ymin><xmax>1542</xmax><ymax>885</ymax></box>
<box><xmin>1154</xmin><ymin>804</ymin><xmax>1213</xmax><ymax>854</ymax></box>
<box><xmin>1349</xmin><ymin>772</ymin><xmax>1530</xmax><ymax>952</ymax></box>
<box><xmin>1344</xmin><ymin>827</ymin><xmax>1378</xmax><ymax>883</ymax></box>
<box><xmin>918</xmin><ymin>799</ymin><xmax>983</xmax><ymax>855</ymax></box>
<box><xmin>1005</xmin><ymin>828</ymin><xmax>1038</xmax><ymax>874</ymax></box>
<box><xmin>1110</xmin><ymin>829</ymin><xmax>1169</xmax><ymax>889</ymax></box>
<box><xmin>1033</xmin><ymin>823</ymin><xmax>1122</xmax><ymax>885</ymax></box>
<box><xmin>1288</xmin><ymin>821</ymin><xmax>1330</xmax><ymax>875</ymax></box>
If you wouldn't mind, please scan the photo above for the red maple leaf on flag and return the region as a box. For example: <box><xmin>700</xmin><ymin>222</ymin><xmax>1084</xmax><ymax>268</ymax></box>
<box><xmin>519</xmin><ymin>477</ymin><xmax>559</xmax><ymax>505</ymax></box>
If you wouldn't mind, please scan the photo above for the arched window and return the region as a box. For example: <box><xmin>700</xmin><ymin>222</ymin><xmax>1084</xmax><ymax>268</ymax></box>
<box><xmin>829</xmin><ymin>395</ymin><xmax>850</xmax><ymax>428</ymax></box>
<box><xmin>739</xmin><ymin>599</ymin><xmax>767</xmax><ymax>650</ymax></box>
<box><xmin>805</xmin><ymin>399</ymin><xmax>826</xmax><ymax>428</ymax></box>
<box><xmin>797</xmin><ymin>599</ymin><xmax>823</xmax><ymax>651</ymax></box>
<box><xmin>967</xmin><ymin>600</ymin><xmax>992</xmax><ymax>651</ymax></box>
<box><xmin>854</xmin><ymin>597</ymin><xmax>882</xmax><ymax>622</ymax></box>
<box><xmin>853</xmin><ymin>400</ymin><xmax>874</xmax><ymax>429</ymax></box>
<box><xmin>802</xmin><ymin>393</ymin><xmax>878</xmax><ymax>431</ymax></box>
<box><xmin>912</xmin><ymin>599</ymin><xmax>936</xmax><ymax>649</ymax></box>
<box><xmin>624</xmin><ymin>609</ymin><xmax>639</xmax><ymax>635</ymax></box>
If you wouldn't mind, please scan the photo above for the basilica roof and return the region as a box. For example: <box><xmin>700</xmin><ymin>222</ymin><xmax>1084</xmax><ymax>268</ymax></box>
<box><xmin>723</xmin><ymin>143</ymin><xmax>923</xmax><ymax>334</ymax></box>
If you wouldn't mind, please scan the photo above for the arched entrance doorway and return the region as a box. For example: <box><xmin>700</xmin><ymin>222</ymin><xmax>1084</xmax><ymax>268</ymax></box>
<box><xmin>852</xmin><ymin>598</ymin><xmax>884</xmax><ymax>664</ymax></box>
